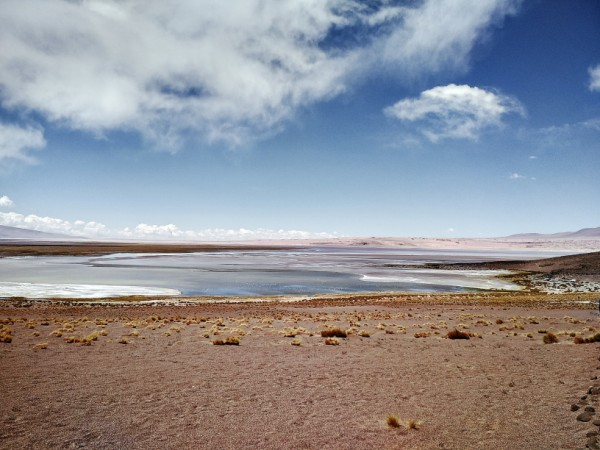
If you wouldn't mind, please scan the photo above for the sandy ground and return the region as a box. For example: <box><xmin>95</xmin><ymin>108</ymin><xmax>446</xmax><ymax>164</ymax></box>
<box><xmin>3</xmin><ymin>294</ymin><xmax>600</xmax><ymax>449</ymax></box>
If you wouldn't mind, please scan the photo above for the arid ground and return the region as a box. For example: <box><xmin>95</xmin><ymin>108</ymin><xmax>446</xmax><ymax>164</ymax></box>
<box><xmin>3</xmin><ymin>248</ymin><xmax>600</xmax><ymax>449</ymax></box>
<box><xmin>2</xmin><ymin>292</ymin><xmax>600</xmax><ymax>450</ymax></box>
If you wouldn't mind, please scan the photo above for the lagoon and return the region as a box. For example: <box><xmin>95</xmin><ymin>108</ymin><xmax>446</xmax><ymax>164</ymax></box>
<box><xmin>0</xmin><ymin>247</ymin><xmax>565</xmax><ymax>298</ymax></box>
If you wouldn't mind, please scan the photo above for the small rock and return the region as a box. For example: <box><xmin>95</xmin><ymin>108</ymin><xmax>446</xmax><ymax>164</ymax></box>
<box><xmin>592</xmin><ymin>376</ymin><xmax>598</xmax><ymax>380</ymax></box>
<box><xmin>590</xmin><ymin>387</ymin><xmax>600</xmax><ymax>395</ymax></box>
<box><xmin>578</xmin><ymin>412</ymin><xmax>594</xmax><ymax>422</ymax></box>
<box><xmin>573</xmin><ymin>404</ymin><xmax>581</xmax><ymax>412</ymax></box>
<box><xmin>509</xmin><ymin>381</ymin><xmax>515</xmax><ymax>387</ymax></box>
<box><xmin>587</xmin><ymin>431</ymin><xmax>599</xmax><ymax>438</ymax></box>
<box><xmin>587</xmin><ymin>406</ymin><xmax>597</xmax><ymax>414</ymax></box>
<box><xmin>583</xmin><ymin>395</ymin><xmax>590</xmax><ymax>400</ymax></box>
<box><xmin>587</xmin><ymin>436</ymin><xmax>600</xmax><ymax>450</ymax></box>
<box><xmin>593</xmin><ymin>419</ymin><xmax>600</xmax><ymax>426</ymax></box>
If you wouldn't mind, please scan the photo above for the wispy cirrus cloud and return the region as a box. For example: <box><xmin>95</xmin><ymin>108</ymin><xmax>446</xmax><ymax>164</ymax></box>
<box><xmin>0</xmin><ymin>0</ymin><xmax>522</xmax><ymax>156</ymax></box>
<box><xmin>0</xmin><ymin>122</ymin><xmax>46</xmax><ymax>166</ymax></box>
<box><xmin>384</xmin><ymin>84</ymin><xmax>525</xmax><ymax>142</ymax></box>
<box><xmin>508</xmin><ymin>172</ymin><xmax>535</xmax><ymax>181</ymax></box>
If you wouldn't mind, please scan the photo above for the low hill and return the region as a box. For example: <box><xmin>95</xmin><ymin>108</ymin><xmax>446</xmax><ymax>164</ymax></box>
<box><xmin>508</xmin><ymin>226</ymin><xmax>600</xmax><ymax>239</ymax></box>
<box><xmin>0</xmin><ymin>225</ymin><xmax>77</xmax><ymax>241</ymax></box>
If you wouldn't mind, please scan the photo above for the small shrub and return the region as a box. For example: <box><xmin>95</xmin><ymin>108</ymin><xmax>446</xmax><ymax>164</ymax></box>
<box><xmin>386</xmin><ymin>414</ymin><xmax>401</xmax><ymax>428</ymax></box>
<box><xmin>118</xmin><ymin>338</ymin><xmax>129</xmax><ymax>344</ymax></box>
<box><xmin>33</xmin><ymin>342</ymin><xmax>48</xmax><ymax>350</ymax></box>
<box><xmin>574</xmin><ymin>333</ymin><xmax>600</xmax><ymax>344</ymax></box>
<box><xmin>495</xmin><ymin>319</ymin><xmax>504</xmax><ymax>325</ymax></box>
<box><xmin>321</xmin><ymin>328</ymin><xmax>347</xmax><ymax>338</ymax></box>
<box><xmin>385</xmin><ymin>329</ymin><xmax>395</xmax><ymax>335</ymax></box>
<box><xmin>447</xmin><ymin>329</ymin><xmax>470</xmax><ymax>340</ymax></box>
<box><xmin>358</xmin><ymin>330</ymin><xmax>371</xmax><ymax>338</ymax></box>
<box><xmin>414</xmin><ymin>332</ymin><xmax>430</xmax><ymax>338</ymax></box>
<box><xmin>407</xmin><ymin>419</ymin><xmax>422</xmax><ymax>430</ymax></box>
<box><xmin>543</xmin><ymin>333</ymin><xmax>559</xmax><ymax>344</ymax></box>
<box><xmin>291</xmin><ymin>337</ymin><xmax>302</xmax><ymax>346</ymax></box>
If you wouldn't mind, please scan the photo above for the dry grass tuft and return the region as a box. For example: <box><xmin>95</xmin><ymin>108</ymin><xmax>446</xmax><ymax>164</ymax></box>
<box><xmin>447</xmin><ymin>329</ymin><xmax>470</xmax><ymax>340</ymax></box>
<box><xmin>291</xmin><ymin>337</ymin><xmax>302</xmax><ymax>346</ymax></box>
<box><xmin>212</xmin><ymin>336</ymin><xmax>240</xmax><ymax>346</ymax></box>
<box><xmin>0</xmin><ymin>325</ymin><xmax>13</xmax><ymax>343</ymax></box>
<box><xmin>386</xmin><ymin>414</ymin><xmax>401</xmax><ymax>428</ymax></box>
<box><xmin>321</xmin><ymin>328</ymin><xmax>347</xmax><ymax>338</ymax></box>
<box><xmin>33</xmin><ymin>342</ymin><xmax>48</xmax><ymax>350</ymax></box>
<box><xmin>406</xmin><ymin>419</ymin><xmax>422</xmax><ymax>430</ymax></box>
<box><xmin>324</xmin><ymin>337</ymin><xmax>340</xmax><ymax>346</ymax></box>
<box><xmin>414</xmin><ymin>331</ymin><xmax>431</xmax><ymax>338</ymax></box>
<box><xmin>358</xmin><ymin>330</ymin><xmax>371</xmax><ymax>338</ymax></box>
<box><xmin>543</xmin><ymin>332</ymin><xmax>559</xmax><ymax>344</ymax></box>
<box><xmin>574</xmin><ymin>333</ymin><xmax>600</xmax><ymax>344</ymax></box>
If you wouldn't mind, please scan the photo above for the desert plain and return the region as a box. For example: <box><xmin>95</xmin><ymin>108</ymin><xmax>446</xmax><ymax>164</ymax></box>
<box><xmin>2</xmin><ymin>242</ymin><xmax>600</xmax><ymax>449</ymax></box>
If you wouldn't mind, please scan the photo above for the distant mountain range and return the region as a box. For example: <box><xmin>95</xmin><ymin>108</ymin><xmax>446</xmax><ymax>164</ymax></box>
<box><xmin>507</xmin><ymin>227</ymin><xmax>600</xmax><ymax>239</ymax></box>
<box><xmin>0</xmin><ymin>225</ymin><xmax>79</xmax><ymax>241</ymax></box>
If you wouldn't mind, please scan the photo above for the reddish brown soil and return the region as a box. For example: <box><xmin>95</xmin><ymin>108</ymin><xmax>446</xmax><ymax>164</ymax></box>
<box><xmin>2</xmin><ymin>296</ymin><xmax>600</xmax><ymax>449</ymax></box>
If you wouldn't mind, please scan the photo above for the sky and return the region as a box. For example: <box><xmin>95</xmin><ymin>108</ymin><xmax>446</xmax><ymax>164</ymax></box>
<box><xmin>0</xmin><ymin>0</ymin><xmax>599</xmax><ymax>240</ymax></box>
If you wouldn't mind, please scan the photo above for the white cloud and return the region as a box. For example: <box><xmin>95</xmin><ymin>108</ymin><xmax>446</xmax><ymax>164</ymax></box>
<box><xmin>0</xmin><ymin>211</ymin><xmax>337</xmax><ymax>240</ymax></box>
<box><xmin>0</xmin><ymin>195</ymin><xmax>13</xmax><ymax>207</ymax></box>
<box><xmin>384</xmin><ymin>84</ymin><xmax>524</xmax><ymax>142</ymax></box>
<box><xmin>0</xmin><ymin>212</ymin><xmax>109</xmax><ymax>237</ymax></box>
<box><xmin>0</xmin><ymin>0</ymin><xmax>522</xmax><ymax>150</ymax></box>
<box><xmin>119</xmin><ymin>224</ymin><xmax>338</xmax><ymax>241</ymax></box>
<box><xmin>378</xmin><ymin>0</ymin><xmax>521</xmax><ymax>76</ymax></box>
<box><xmin>589</xmin><ymin>65</ymin><xmax>600</xmax><ymax>92</ymax></box>
<box><xmin>533</xmin><ymin>117</ymin><xmax>600</xmax><ymax>148</ymax></box>
<box><xmin>508</xmin><ymin>172</ymin><xmax>535</xmax><ymax>181</ymax></box>
<box><xmin>0</xmin><ymin>122</ymin><xmax>46</xmax><ymax>164</ymax></box>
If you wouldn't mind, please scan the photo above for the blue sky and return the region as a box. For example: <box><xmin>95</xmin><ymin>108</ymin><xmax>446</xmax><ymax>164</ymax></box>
<box><xmin>0</xmin><ymin>0</ymin><xmax>599</xmax><ymax>240</ymax></box>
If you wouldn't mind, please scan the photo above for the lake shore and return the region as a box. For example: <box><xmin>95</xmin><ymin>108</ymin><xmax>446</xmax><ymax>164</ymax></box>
<box><xmin>2</xmin><ymin>292</ymin><xmax>600</xmax><ymax>449</ymax></box>
<box><xmin>3</xmin><ymin>246</ymin><xmax>600</xmax><ymax>449</ymax></box>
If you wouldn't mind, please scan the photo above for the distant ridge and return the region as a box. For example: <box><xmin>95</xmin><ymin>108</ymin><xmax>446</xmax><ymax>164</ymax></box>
<box><xmin>507</xmin><ymin>226</ymin><xmax>600</xmax><ymax>239</ymax></box>
<box><xmin>0</xmin><ymin>225</ymin><xmax>79</xmax><ymax>241</ymax></box>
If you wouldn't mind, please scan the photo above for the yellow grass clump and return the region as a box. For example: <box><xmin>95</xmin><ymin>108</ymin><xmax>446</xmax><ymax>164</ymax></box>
<box><xmin>324</xmin><ymin>337</ymin><xmax>340</xmax><ymax>346</ymax></box>
<box><xmin>321</xmin><ymin>328</ymin><xmax>347</xmax><ymax>338</ymax></box>
<box><xmin>212</xmin><ymin>336</ymin><xmax>240</xmax><ymax>346</ymax></box>
<box><xmin>0</xmin><ymin>325</ymin><xmax>13</xmax><ymax>343</ymax></box>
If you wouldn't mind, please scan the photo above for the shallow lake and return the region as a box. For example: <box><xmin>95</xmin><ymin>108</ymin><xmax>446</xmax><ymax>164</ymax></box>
<box><xmin>0</xmin><ymin>247</ymin><xmax>567</xmax><ymax>298</ymax></box>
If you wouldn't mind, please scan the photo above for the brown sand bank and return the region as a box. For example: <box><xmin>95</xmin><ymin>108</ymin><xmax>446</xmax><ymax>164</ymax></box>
<box><xmin>3</xmin><ymin>293</ymin><xmax>600</xmax><ymax>449</ymax></box>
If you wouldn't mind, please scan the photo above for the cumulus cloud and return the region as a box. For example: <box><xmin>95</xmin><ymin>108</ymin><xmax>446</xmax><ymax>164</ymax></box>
<box><xmin>590</xmin><ymin>65</ymin><xmax>600</xmax><ymax>92</ymax></box>
<box><xmin>0</xmin><ymin>195</ymin><xmax>13</xmax><ymax>207</ymax></box>
<box><xmin>384</xmin><ymin>84</ymin><xmax>525</xmax><ymax>142</ymax></box>
<box><xmin>0</xmin><ymin>211</ymin><xmax>337</xmax><ymax>240</ymax></box>
<box><xmin>0</xmin><ymin>0</ymin><xmax>522</xmax><ymax>150</ymax></box>
<box><xmin>119</xmin><ymin>224</ymin><xmax>338</xmax><ymax>241</ymax></box>
<box><xmin>0</xmin><ymin>122</ymin><xmax>46</xmax><ymax>164</ymax></box>
<box><xmin>0</xmin><ymin>212</ymin><xmax>109</xmax><ymax>237</ymax></box>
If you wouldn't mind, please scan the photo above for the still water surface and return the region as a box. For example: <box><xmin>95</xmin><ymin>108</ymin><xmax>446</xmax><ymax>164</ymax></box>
<box><xmin>0</xmin><ymin>247</ymin><xmax>564</xmax><ymax>298</ymax></box>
